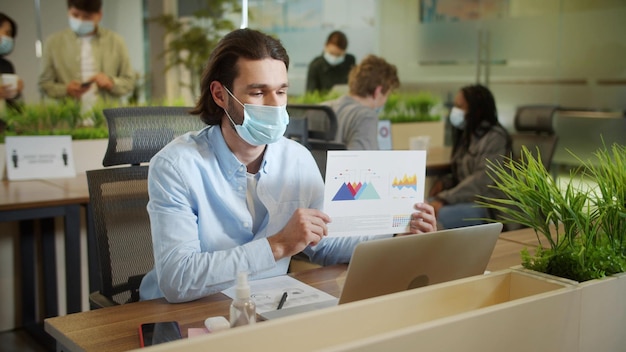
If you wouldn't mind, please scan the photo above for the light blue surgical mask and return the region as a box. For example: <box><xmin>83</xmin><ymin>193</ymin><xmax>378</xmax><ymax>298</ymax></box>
<box><xmin>0</xmin><ymin>35</ymin><xmax>14</xmax><ymax>55</ymax></box>
<box><xmin>69</xmin><ymin>16</ymin><xmax>96</xmax><ymax>36</ymax></box>
<box><xmin>449</xmin><ymin>107</ymin><xmax>466</xmax><ymax>129</ymax></box>
<box><xmin>323</xmin><ymin>52</ymin><xmax>345</xmax><ymax>66</ymax></box>
<box><xmin>223</xmin><ymin>86</ymin><xmax>289</xmax><ymax>146</ymax></box>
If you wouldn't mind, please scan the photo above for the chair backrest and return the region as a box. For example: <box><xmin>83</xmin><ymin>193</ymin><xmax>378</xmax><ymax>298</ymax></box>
<box><xmin>287</xmin><ymin>104</ymin><xmax>338</xmax><ymax>141</ymax></box>
<box><xmin>514</xmin><ymin>105</ymin><xmax>558</xmax><ymax>134</ymax></box>
<box><xmin>510</xmin><ymin>133</ymin><xmax>559</xmax><ymax>171</ymax></box>
<box><xmin>87</xmin><ymin>166</ymin><xmax>153</xmax><ymax>305</ymax></box>
<box><xmin>102</xmin><ymin>106</ymin><xmax>206</xmax><ymax>166</ymax></box>
<box><xmin>511</xmin><ymin>105</ymin><xmax>559</xmax><ymax>171</ymax></box>
<box><xmin>286</xmin><ymin>104</ymin><xmax>346</xmax><ymax>178</ymax></box>
<box><xmin>284</xmin><ymin>116</ymin><xmax>309</xmax><ymax>148</ymax></box>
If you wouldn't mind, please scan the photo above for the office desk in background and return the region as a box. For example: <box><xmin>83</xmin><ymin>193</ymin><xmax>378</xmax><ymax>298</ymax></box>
<box><xmin>0</xmin><ymin>175</ymin><xmax>90</xmax><ymax>335</ymax></box>
<box><xmin>425</xmin><ymin>145</ymin><xmax>452</xmax><ymax>177</ymax></box>
<box><xmin>45</xmin><ymin>227</ymin><xmax>535</xmax><ymax>352</ymax></box>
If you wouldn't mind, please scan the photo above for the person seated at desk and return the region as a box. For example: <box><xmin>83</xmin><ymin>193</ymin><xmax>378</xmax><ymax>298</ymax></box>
<box><xmin>0</xmin><ymin>12</ymin><xmax>24</xmax><ymax>115</ymax></box>
<box><xmin>325</xmin><ymin>55</ymin><xmax>399</xmax><ymax>150</ymax></box>
<box><xmin>428</xmin><ymin>84</ymin><xmax>511</xmax><ymax>229</ymax></box>
<box><xmin>139</xmin><ymin>29</ymin><xmax>437</xmax><ymax>303</ymax></box>
<box><xmin>305</xmin><ymin>30</ymin><xmax>356</xmax><ymax>94</ymax></box>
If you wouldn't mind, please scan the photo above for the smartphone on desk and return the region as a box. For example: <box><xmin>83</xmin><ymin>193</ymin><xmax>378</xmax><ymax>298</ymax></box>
<box><xmin>139</xmin><ymin>321</ymin><xmax>182</xmax><ymax>347</ymax></box>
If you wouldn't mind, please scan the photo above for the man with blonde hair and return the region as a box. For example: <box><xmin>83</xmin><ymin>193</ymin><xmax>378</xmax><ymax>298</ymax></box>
<box><xmin>325</xmin><ymin>55</ymin><xmax>400</xmax><ymax>150</ymax></box>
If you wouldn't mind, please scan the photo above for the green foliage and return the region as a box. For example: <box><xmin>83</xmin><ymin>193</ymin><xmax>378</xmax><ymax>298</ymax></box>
<box><xmin>288</xmin><ymin>90</ymin><xmax>340</xmax><ymax>104</ymax></box>
<box><xmin>151</xmin><ymin>0</ymin><xmax>241</xmax><ymax>98</ymax></box>
<box><xmin>478</xmin><ymin>144</ymin><xmax>626</xmax><ymax>282</ymax></box>
<box><xmin>1</xmin><ymin>99</ymin><xmax>107</xmax><ymax>142</ymax></box>
<box><xmin>1</xmin><ymin>98</ymin><xmax>190</xmax><ymax>143</ymax></box>
<box><xmin>380</xmin><ymin>91</ymin><xmax>441</xmax><ymax>123</ymax></box>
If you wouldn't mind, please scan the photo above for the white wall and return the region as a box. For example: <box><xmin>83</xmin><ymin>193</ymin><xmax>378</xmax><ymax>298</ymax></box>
<box><xmin>377</xmin><ymin>0</ymin><xmax>626</xmax><ymax>130</ymax></box>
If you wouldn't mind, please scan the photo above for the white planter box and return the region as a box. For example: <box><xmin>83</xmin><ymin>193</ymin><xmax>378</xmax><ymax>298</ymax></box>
<box><xmin>514</xmin><ymin>267</ymin><xmax>626</xmax><ymax>352</ymax></box>
<box><xmin>390</xmin><ymin>121</ymin><xmax>444</xmax><ymax>150</ymax></box>
<box><xmin>140</xmin><ymin>269</ymin><xmax>577</xmax><ymax>352</ymax></box>
<box><xmin>0</xmin><ymin>138</ymin><xmax>108</xmax><ymax>179</ymax></box>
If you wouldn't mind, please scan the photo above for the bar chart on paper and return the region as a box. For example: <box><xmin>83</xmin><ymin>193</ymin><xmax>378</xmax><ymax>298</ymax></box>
<box><xmin>324</xmin><ymin>150</ymin><xmax>427</xmax><ymax>237</ymax></box>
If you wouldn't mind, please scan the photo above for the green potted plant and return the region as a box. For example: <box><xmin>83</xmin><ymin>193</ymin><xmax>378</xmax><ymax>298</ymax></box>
<box><xmin>478</xmin><ymin>143</ymin><xmax>626</xmax><ymax>350</ymax></box>
<box><xmin>151</xmin><ymin>0</ymin><xmax>241</xmax><ymax>98</ymax></box>
<box><xmin>478</xmin><ymin>144</ymin><xmax>626</xmax><ymax>282</ymax></box>
<box><xmin>380</xmin><ymin>91</ymin><xmax>441</xmax><ymax>123</ymax></box>
<box><xmin>1</xmin><ymin>99</ymin><xmax>109</xmax><ymax>142</ymax></box>
<box><xmin>379</xmin><ymin>91</ymin><xmax>444</xmax><ymax>150</ymax></box>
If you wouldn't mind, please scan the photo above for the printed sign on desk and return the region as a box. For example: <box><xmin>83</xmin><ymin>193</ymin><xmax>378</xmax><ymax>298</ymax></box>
<box><xmin>5</xmin><ymin>136</ymin><xmax>76</xmax><ymax>180</ymax></box>
<box><xmin>377</xmin><ymin>120</ymin><xmax>392</xmax><ymax>150</ymax></box>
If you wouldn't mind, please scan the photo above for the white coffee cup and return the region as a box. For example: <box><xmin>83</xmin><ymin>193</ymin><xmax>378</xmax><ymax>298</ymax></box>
<box><xmin>409</xmin><ymin>135</ymin><xmax>431</xmax><ymax>150</ymax></box>
<box><xmin>1</xmin><ymin>73</ymin><xmax>18</xmax><ymax>90</ymax></box>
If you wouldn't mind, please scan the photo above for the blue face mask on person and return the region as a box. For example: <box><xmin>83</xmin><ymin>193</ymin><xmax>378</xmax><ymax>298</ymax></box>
<box><xmin>449</xmin><ymin>107</ymin><xmax>466</xmax><ymax>129</ymax></box>
<box><xmin>223</xmin><ymin>86</ymin><xmax>290</xmax><ymax>146</ymax></box>
<box><xmin>0</xmin><ymin>36</ymin><xmax>13</xmax><ymax>55</ymax></box>
<box><xmin>323</xmin><ymin>52</ymin><xmax>345</xmax><ymax>66</ymax></box>
<box><xmin>69</xmin><ymin>16</ymin><xmax>95</xmax><ymax>36</ymax></box>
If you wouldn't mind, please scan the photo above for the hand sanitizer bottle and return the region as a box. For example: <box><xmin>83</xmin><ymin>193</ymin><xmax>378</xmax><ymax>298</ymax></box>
<box><xmin>229</xmin><ymin>272</ymin><xmax>256</xmax><ymax>327</ymax></box>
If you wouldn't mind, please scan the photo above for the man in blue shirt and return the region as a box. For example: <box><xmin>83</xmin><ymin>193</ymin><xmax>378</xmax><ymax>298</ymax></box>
<box><xmin>139</xmin><ymin>29</ymin><xmax>437</xmax><ymax>303</ymax></box>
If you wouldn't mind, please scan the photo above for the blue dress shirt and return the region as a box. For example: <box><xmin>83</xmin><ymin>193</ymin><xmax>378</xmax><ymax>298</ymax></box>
<box><xmin>140</xmin><ymin>126</ymin><xmax>384</xmax><ymax>302</ymax></box>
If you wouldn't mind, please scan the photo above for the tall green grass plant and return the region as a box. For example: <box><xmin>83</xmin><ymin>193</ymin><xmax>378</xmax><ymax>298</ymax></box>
<box><xmin>478</xmin><ymin>144</ymin><xmax>626</xmax><ymax>282</ymax></box>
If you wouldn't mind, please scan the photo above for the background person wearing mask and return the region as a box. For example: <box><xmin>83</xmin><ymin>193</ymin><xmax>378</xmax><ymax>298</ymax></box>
<box><xmin>139</xmin><ymin>29</ymin><xmax>437</xmax><ymax>303</ymax></box>
<box><xmin>305</xmin><ymin>30</ymin><xmax>356</xmax><ymax>94</ymax></box>
<box><xmin>428</xmin><ymin>84</ymin><xmax>511</xmax><ymax>229</ymax></box>
<box><xmin>0</xmin><ymin>12</ymin><xmax>24</xmax><ymax>115</ymax></box>
<box><xmin>38</xmin><ymin>0</ymin><xmax>135</xmax><ymax>112</ymax></box>
<box><xmin>325</xmin><ymin>55</ymin><xmax>399</xmax><ymax>150</ymax></box>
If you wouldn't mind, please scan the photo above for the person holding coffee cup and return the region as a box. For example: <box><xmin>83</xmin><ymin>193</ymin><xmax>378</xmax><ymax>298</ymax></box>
<box><xmin>0</xmin><ymin>12</ymin><xmax>24</xmax><ymax>112</ymax></box>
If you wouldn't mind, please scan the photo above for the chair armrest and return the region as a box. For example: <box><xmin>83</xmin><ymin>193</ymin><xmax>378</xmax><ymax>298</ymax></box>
<box><xmin>89</xmin><ymin>291</ymin><xmax>120</xmax><ymax>309</ymax></box>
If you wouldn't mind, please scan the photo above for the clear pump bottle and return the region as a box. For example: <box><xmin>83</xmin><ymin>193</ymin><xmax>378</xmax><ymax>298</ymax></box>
<box><xmin>229</xmin><ymin>272</ymin><xmax>256</xmax><ymax>327</ymax></box>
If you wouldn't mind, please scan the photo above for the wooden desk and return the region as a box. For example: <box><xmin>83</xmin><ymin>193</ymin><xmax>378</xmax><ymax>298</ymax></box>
<box><xmin>45</xmin><ymin>228</ymin><xmax>533</xmax><ymax>352</ymax></box>
<box><xmin>0</xmin><ymin>175</ymin><xmax>90</xmax><ymax>327</ymax></box>
<box><xmin>426</xmin><ymin>146</ymin><xmax>452</xmax><ymax>176</ymax></box>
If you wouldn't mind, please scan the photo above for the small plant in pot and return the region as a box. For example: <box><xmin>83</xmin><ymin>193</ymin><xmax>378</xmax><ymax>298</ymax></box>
<box><xmin>478</xmin><ymin>143</ymin><xmax>626</xmax><ymax>282</ymax></box>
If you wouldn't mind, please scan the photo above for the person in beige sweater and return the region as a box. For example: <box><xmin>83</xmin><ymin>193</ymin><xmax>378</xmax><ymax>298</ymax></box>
<box><xmin>38</xmin><ymin>0</ymin><xmax>135</xmax><ymax>111</ymax></box>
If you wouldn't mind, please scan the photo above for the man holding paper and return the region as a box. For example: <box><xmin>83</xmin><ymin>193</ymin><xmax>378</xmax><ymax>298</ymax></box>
<box><xmin>139</xmin><ymin>29</ymin><xmax>437</xmax><ymax>303</ymax></box>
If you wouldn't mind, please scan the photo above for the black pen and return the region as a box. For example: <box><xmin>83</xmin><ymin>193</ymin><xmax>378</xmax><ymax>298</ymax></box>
<box><xmin>277</xmin><ymin>292</ymin><xmax>288</xmax><ymax>310</ymax></box>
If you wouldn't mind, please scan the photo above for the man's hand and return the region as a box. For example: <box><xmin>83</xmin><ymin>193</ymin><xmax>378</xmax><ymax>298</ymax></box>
<box><xmin>267</xmin><ymin>208</ymin><xmax>331</xmax><ymax>260</ymax></box>
<box><xmin>395</xmin><ymin>202</ymin><xmax>438</xmax><ymax>237</ymax></box>
<box><xmin>66</xmin><ymin>80</ymin><xmax>90</xmax><ymax>98</ymax></box>
<box><xmin>90</xmin><ymin>73</ymin><xmax>114</xmax><ymax>91</ymax></box>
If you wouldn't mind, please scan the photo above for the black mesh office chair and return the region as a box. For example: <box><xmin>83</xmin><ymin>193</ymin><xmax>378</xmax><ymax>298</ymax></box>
<box><xmin>284</xmin><ymin>115</ymin><xmax>309</xmax><ymax>148</ymax></box>
<box><xmin>510</xmin><ymin>105</ymin><xmax>559</xmax><ymax>171</ymax></box>
<box><xmin>87</xmin><ymin>106</ymin><xmax>206</xmax><ymax>307</ymax></box>
<box><xmin>102</xmin><ymin>106</ymin><xmax>207</xmax><ymax>166</ymax></box>
<box><xmin>286</xmin><ymin>104</ymin><xmax>346</xmax><ymax>178</ymax></box>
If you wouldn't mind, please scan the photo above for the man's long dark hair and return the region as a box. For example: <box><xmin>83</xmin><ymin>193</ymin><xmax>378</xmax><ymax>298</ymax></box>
<box><xmin>190</xmin><ymin>29</ymin><xmax>290</xmax><ymax>125</ymax></box>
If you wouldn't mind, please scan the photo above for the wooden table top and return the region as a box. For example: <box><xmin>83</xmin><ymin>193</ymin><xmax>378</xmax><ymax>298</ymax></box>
<box><xmin>0</xmin><ymin>174</ymin><xmax>89</xmax><ymax>211</ymax></box>
<box><xmin>44</xmin><ymin>228</ymin><xmax>534</xmax><ymax>352</ymax></box>
<box><xmin>426</xmin><ymin>146</ymin><xmax>452</xmax><ymax>176</ymax></box>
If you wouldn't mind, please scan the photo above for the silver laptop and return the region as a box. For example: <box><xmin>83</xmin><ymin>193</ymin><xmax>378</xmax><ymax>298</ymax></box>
<box><xmin>261</xmin><ymin>222</ymin><xmax>502</xmax><ymax>319</ymax></box>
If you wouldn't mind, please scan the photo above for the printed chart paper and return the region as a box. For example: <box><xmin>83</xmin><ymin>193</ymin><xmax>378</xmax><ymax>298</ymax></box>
<box><xmin>222</xmin><ymin>275</ymin><xmax>337</xmax><ymax>314</ymax></box>
<box><xmin>324</xmin><ymin>150</ymin><xmax>427</xmax><ymax>237</ymax></box>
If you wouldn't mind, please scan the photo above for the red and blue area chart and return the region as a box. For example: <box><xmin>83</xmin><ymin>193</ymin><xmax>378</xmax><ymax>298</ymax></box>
<box><xmin>330</xmin><ymin>169</ymin><xmax>418</xmax><ymax>201</ymax></box>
